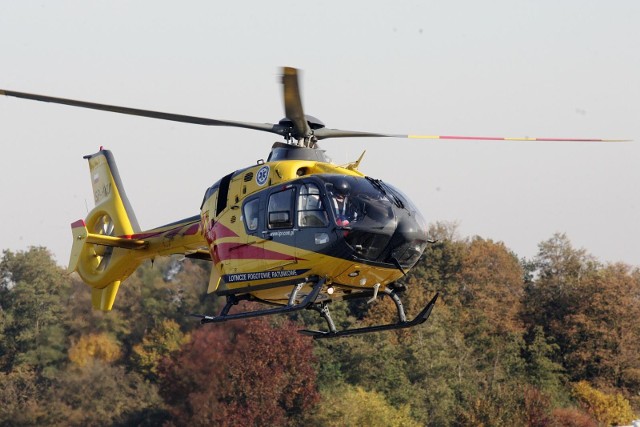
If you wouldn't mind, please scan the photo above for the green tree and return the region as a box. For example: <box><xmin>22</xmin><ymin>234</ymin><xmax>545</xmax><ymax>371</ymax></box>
<box><xmin>523</xmin><ymin>326</ymin><xmax>566</xmax><ymax>403</ymax></box>
<box><xmin>524</xmin><ymin>235</ymin><xmax>640</xmax><ymax>394</ymax></box>
<box><xmin>400</xmin><ymin>300</ymin><xmax>472</xmax><ymax>425</ymax></box>
<box><xmin>335</xmin><ymin>333</ymin><xmax>416</xmax><ymax>408</ymax></box>
<box><xmin>523</xmin><ymin>235</ymin><xmax>596</xmax><ymax>369</ymax></box>
<box><xmin>0</xmin><ymin>247</ymin><xmax>71</xmax><ymax>375</ymax></box>
<box><xmin>63</xmin><ymin>256</ymin><xmax>213</xmax><ymax>363</ymax></box>
<box><xmin>0</xmin><ymin>367</ymin><xmax>48</xmax><ymax>425</ymax></box>
<box><xmin>413</xmin><ymin>222</ymin><xmax>466</xmax><ymax>297</ymax></box>
<box><xmin>46</xmin><ymin>361</ymin><xmax>166</xmax><ymax>426</ymax></box>
<box><xmin>563</xmin><ymin>263</ymin><xmax>640</xmax><ymax>388</ymax></box>
<box><xmin>523</xmin><ymin>233</ymin><xmax>598</xmax><ymax>342</ymax></box>
<box><xmin>132</xmin><ymin>318</ymin><xmax>188</xmax><ymax>380</ymax></box>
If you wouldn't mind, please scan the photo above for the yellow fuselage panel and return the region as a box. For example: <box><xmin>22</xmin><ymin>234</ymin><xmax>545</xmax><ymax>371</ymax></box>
<box><xmin>199</xmin><ymin>159</ymin><xmax>398</xmax><ymax>302</ymax></box>
<box><xmin>213</xmin><ymin>246</ymin><xmax>402</xmax><ymax>303</ymax></box>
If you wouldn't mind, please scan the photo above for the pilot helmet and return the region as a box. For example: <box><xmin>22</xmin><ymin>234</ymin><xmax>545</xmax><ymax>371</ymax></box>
<box><xmin>333</xmin><ymin>179</ymin><xmax>351</xmax><ymax>197</ymax></box>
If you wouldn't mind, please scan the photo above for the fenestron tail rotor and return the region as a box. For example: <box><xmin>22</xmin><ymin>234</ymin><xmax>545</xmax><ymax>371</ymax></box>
<box><xmin>0</xmin><ymin>69</ymin><xmax>628</xmax><ymax>144</ymax></box>
<box><xmin>92</xmin><ymin>214</ymin><xmax>115</xmax><ymax>273</ymax></box>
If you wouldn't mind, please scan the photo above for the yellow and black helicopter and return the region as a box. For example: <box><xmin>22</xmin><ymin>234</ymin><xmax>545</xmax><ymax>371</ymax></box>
<box><xmin>0</xmin><ymin>68</ymin><xmax>621</xmax><ymax>338</ymax></box>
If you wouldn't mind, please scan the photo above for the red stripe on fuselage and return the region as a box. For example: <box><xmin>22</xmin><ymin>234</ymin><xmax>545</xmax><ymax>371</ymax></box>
<box><xmin>184</xmin><ymin>223</ymin><xmax>200</xmax><ymax>236</ymax></box>
<box><xmin>129</xmin><ymin>221</ymin><xmax>201</xmax><ymax>240</ymax></box>
<box><xmin>211</xmin><ymin>242</ymin><xmax>304</xmax><ymax>264</ymax></box>
<box><xmin>206</xmin><ymin>221</ymin><xmax>239</xmax><ymax>243</ymax></box>
<box><xmin>211</xmin><ymin>222</ymin><xmax>238</xmax><ymax>239</ymax></box>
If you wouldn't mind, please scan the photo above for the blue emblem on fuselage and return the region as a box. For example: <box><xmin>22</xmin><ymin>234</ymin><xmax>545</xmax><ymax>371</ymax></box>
<box><xmin>256</xmin><ymin>165</ymin><xmax>270</xmax><ymax>186</ymax></box>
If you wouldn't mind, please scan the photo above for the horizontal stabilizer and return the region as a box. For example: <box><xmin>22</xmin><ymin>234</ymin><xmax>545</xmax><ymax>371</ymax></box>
<box><xmin>69</xmin><ymin>219</ymin><xmax>147</xmax><ymax>272</ymax></box>
<box><xmin>85</xmin><ymin>233</ymin><xmax>148</xmax><ymax>249</ymax></box>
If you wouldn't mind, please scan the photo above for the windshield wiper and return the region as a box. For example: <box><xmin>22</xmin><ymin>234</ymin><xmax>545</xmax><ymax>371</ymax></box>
<box><xmin>367</xmin><ymin>177</ymin><xmax>405</xmax><ymax>209</ymax></box>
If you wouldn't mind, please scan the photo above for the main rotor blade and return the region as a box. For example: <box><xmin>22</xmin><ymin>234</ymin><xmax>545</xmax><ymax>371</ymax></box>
<box><xmin>281</xmin><ymin>67</ymin><xmax>312</xmax><ymax>140</ymax></box>
<box><xmin>1</xmin><ymin>86</ymin><xmax>627</xmax><ymax>143</ymax></box>
<box><xmin>0</xmin><ymin>89</ymin><xmax>288</xmax><ymax>137</ymax></box>
<box><xmin>314</xmin><ymin>127</ymin><xmax>628</xmax><ymax>142</ymax></box>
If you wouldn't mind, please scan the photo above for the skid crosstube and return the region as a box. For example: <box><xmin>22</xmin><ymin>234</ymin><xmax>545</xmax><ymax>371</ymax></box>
<box><xmin>299</xmin><ymin>292</ymin><xmax>439</xmax><ymax>339</ymax></box>
<box><xmin>191</xmin><ymin>277</ymin><xmax>325</xmax><ymax>324</ymax></box>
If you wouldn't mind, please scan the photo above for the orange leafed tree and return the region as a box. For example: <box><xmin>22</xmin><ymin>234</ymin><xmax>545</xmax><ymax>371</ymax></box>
<box><xmin>158</xmin><ymin>314</ymin><xmax>319</xmax><ymax>427</ymax></box>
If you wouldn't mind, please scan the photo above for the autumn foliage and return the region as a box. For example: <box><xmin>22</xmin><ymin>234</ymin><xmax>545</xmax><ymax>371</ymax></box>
<box><xmin>572</xmin><ymin>380</ymin><xmax>636</xmax><ymax>426</ymax></box>
<box><xmin>1</xmin><ymin>230</ymin><xmax>639</xmax><ymax>426</ymax></box>
<box><xmin>158</xmin><ymin>314</ymin><xmax>319</xmax><ymax>426</ymax></box>
<box><xmin>68</xmin><ymin>333</ymin><xmax>122</xmax><ymax>366</ymax></box>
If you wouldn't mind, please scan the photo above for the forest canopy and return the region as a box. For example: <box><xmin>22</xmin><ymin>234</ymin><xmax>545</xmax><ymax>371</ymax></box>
<box><xmin>1</xmin><ymin>227</ymin><xmax>638</xmax><ymax>426</ymax></box>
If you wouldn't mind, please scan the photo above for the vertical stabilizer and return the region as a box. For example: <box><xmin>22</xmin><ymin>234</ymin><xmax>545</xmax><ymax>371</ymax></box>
<box><xmin>69</xmin><ymin>149</ymin><xmax>143</xmax><ymax>310</ymax></box>
<box><xmin>87</xmin><ymin>149</ymin><xmax>140</xmax><ymax>234</ymax></box>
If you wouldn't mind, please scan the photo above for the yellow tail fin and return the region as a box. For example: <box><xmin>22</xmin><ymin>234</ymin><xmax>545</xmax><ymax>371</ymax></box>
<box><xmin>69</xmin><ymin>149</ymin><xmax>207</xmax><ymax>311</ymax></box>
<box><xmin>69</xmin><ymin>149</ymin><xmax>144</xmax><ymax>311</ymax></box>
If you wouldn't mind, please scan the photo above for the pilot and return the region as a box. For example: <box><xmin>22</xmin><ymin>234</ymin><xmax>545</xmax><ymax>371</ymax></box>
<box><xmin>332</xmin><ymin>179</ymin><xmax>357</xmax><ymax>226</ymax></box>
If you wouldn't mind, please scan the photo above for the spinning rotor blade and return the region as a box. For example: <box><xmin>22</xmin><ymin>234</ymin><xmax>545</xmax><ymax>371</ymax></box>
<box><xmin>279</xmin><ymin>67</ymin><xmax>627</xmax><ymax>143</ymax></box>
<box><xmin>281</xmin><ymin>67</ymin><xmax>312</xmax><ymax>140</ymax></box>
<box><xmin>1</xmin><ymin>68</ymin><xmax>627</xmax><ymax>144</ymax></box>
<box><xmin>314</xmin><ymin>128</ymin><xmax>628</xmax><ymax>142</ymax></box>
<box><xmin>0</xmin><ymin>89</ymin><xmax>289</xmax><ymax>137</ymax></box>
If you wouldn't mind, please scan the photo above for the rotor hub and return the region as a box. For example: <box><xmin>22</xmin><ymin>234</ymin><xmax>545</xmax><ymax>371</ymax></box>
<box><xmin>278</xmin><ymin>115</ymin><xmax>325</xmax><ymax>131</ymax></box>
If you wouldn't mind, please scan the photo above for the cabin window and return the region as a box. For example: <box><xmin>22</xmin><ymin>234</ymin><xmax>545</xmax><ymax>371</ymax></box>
<box><xmin>267</xmin><ymin>188</ymin><xmax>294</xmax><ymax>229</ymax></box>
<box><xmin>216</xmin><ymin>173</ymin><xmax>233</xmax><ymax>217</ymax></box>
<box><xmin>243</xmin><ymin>198</ymin><xmax>260</xmax><ymax>231</ymax></box>
<box><xmin>297</xmin><ymin>183</ymin><xmax>328</xmax><ymax>228</ymax></box>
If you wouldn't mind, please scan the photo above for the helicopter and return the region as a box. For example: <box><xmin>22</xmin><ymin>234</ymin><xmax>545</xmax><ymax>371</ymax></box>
<box><xmin>0</xmin><ymin>67</ymin><xmax>623</xmax><ymax>338</ymax></box>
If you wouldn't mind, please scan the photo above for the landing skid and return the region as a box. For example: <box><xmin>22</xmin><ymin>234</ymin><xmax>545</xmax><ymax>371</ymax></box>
<box><xmin>299</xmin><ymin>290</ymin><xmax>439</xmax><ymax>339</ymax></box>
<box><xmin>191</xmin><ymin>277</ymin><xmax>438</xmax><ymax>339</ymax></box>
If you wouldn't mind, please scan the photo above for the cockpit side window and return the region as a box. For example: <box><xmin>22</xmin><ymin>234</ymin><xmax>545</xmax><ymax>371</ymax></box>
<box><xmin>243</xmin><ymin>198</ymin><xmax>260</xmax><ymax>232</ymax></box>
<box><xmin>216</xmin><ymin>173</ymin><xmax>233</xmax><ymax>217</ymax></box>
<box><xmin>297</xmin><ymin>183</ymin><xmax>328</xmax><ymax>228</ymax></box>
<box><xmin>327</xmin><ymin>178</ymin><xmax>359</xmax><ymax>226</ymax></box>
<box><xmin>267</xmin><ymin>188</ymin><xmax>295</xmax><ymax>229</ymax></box>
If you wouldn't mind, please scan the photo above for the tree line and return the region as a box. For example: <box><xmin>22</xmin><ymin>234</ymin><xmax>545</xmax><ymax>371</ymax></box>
<box><xmin>1</xmin><ymin>225</ymin><xmax>639</xmax><ymax>426</ymax></box>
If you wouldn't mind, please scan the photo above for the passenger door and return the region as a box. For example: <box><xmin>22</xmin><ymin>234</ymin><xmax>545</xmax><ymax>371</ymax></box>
<box><xmin>260</xmin><ymin>186</ymin><xmax>299</xmax><ymax>271</ymax></box>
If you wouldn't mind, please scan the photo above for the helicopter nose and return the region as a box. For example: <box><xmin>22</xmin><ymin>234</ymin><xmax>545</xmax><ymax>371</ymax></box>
<box><xmin>387</xmin><ymin>215</ymin><xmax>429</xmax><ymax>270</ymax></box>
<box><xmin>397</xmin><ymin>215</ymin><xmax>427</xmax><ymax>239</ymax></box>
